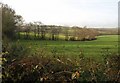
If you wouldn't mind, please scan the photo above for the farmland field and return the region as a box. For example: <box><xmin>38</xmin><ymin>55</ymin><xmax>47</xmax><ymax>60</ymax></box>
<box><xmin>15</xmin><ymin>35</ymin><xmax>118</xmax><ymax>62</ymax></box>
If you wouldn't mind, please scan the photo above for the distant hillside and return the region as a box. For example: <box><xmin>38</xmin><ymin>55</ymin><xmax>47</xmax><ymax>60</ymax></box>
<box><xmin>94</xmin><ymin>28</ymin><xmax>118</xmax><ymax>35</ymax></box>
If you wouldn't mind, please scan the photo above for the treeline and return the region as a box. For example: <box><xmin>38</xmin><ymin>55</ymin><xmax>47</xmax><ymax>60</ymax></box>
<box><xmin>18</xmin><ymin>23</ymin><xmax>99</xmax><ymax>41</ymax></box>
<box><xmin>95</xmin><ymin>28</ymin><xmax>118</xmax><ymax>35</ymax></box>
<box><xmin>2</xmin><ymin>2</ymin><xmax>119</xmax><ymax>42</ymax></box>
<box><xmin>1</xmin><ymin>2</ymin><xmax>99</xmax><ymax>41</ymax></box>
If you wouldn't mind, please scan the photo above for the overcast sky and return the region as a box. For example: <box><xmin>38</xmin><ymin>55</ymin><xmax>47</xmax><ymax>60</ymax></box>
<box><xmin>1</xmin><ymin>0</ymin><xmax>119</xmax><ymax>28</ymax></box>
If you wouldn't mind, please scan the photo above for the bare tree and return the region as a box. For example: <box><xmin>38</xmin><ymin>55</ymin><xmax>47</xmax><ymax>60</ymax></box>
<box><xmin>14</xmin><ymin>15</ymin><xmax>24</xmax><ymax>39</ymax></box>
<box><xmin>40</xmin><ymin>25</ymin><xmax>47</xmax><ymax>40</ymax></box>
<box><xmin>48</xmin><ymin>25</ymin><xmax>58</xmax><ymax>40</ymax></box>
<box><xmin>64</xmin><ymin>27</ymin><xmax>69</xmax><ymax>41</ymax></box>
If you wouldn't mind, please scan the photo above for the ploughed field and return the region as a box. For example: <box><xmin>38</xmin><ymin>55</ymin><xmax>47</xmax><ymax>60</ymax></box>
<box><xmin>16</xmin><ymin>35</ymin><xmax>118</xmax><ymax>62</ymax></box>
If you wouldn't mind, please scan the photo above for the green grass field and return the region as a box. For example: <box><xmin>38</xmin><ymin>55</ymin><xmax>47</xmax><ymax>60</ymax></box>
<box><xmin>16</xmin><ymin>35</ymin><xmax>118</xmax><ymax>62</ymax></box>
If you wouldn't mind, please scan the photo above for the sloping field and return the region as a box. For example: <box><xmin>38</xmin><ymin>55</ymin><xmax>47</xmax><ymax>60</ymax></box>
<box><xmin>17</xmin><ymin>35</ymin><xmax>118</xmax><ymax>61</ymax></box>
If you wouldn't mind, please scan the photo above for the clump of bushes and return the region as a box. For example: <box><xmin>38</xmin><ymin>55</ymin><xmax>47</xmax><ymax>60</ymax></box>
<box><xmin>69</xmin><ymin>36</ymin><xmax>75</xmax><ymax>41</ymax></box>
<box><xmin>2</xmin><ymin>56</ymin><xmax>74</xmax><ymax>82</ymax></box>
<box><xmin>2</xmin><ymin>41</ymin><xmax>29</xmax><ymax>64</ymax></box>
<box><xmin>2</xmin><ymin>47</ymin><xmax>120</xmax><ymax>83</ymax></box>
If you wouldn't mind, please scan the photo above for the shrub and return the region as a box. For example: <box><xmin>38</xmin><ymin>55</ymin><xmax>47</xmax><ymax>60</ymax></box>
<box><xmin>69</xmin><ymin>37</ymin><xmax>75</xmax><ymax>41</ymax></box>
<box><xmin>2</xmin><ymin>46</ymin><xmax>120</xmax><ymax>82</ymax></box>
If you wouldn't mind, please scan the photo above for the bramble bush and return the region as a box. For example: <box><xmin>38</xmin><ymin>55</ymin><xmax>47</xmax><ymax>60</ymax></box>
<box><xmin>2</xmin><ymin>44</ymin><xmax>120</xmax><ymax>83</ymax></box>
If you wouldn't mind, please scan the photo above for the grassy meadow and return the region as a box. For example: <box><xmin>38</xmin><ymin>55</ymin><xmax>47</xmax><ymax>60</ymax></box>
<box><xmin>16</xmin><ymin>35</ymin><xmax>118</xmax><ymax>62</ymax></box>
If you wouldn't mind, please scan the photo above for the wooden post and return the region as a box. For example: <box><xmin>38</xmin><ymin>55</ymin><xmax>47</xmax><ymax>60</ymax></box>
<box><xmin>0</xmin><ymin>5</ymin><xmax>2</xmax><ymax>82</ymax></box>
